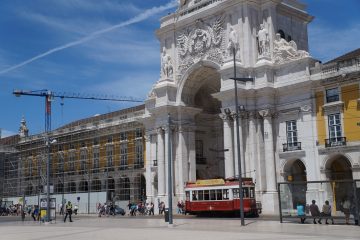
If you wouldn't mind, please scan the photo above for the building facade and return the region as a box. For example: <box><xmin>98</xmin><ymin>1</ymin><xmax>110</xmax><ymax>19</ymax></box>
<box><xmin>142</xmin><ymin>0</ymin><xmax>360</xmax><ymax>214</ymax></box>
<box><xmin>1</xmin><ymin>105</ymin><xmax>146</xmax><ymax>212</ymax></box>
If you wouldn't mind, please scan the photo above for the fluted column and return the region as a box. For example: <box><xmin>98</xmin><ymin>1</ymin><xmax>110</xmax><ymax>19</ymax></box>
<box><xmin>259</xmin><ymin>109</ymin><xmax>276</xmax><ymax>192</ymax></box>
<box><xmin>145</xmin><ymin>134</ymin><xmax>152</xmax><ymax>198</ymax></box>
<box><xmin>188</xmin><ymin>128</ymin><xmax>196</xmax><ymax>182</ymax></box>
<box><xmin>177</xmin><ymin>126</ymin><xmax>188</xmax><ymax>197</ymax></box>
<box><xmin>221</xmin><ymin>114</ymin><xmax>234</xmax><ymax>178</ymax></box>
<box><xmin>157</xmin><ymin>128</ymin><xmax>165</xmax><ymax>196</ymax></box>
<box><xmin>248</xmin><ymin>111</ymin><xmax>257</xmax><ymax>180</ymax></box>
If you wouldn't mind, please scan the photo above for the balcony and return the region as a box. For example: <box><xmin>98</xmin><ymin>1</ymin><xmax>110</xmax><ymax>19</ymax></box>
<box><xmin>283</xmin><ymin>142</ymin><xmax>302</xmax><ymax>152</ymax></box>
<box><xmin>153</xmin><ymin>160</ymin><xmax>158</xmax><ymax>166</ymax></box>
<box><xmin>325</xmin><ymin>137</ymin><xmax>346</xmax><ymax>148</ymax></box>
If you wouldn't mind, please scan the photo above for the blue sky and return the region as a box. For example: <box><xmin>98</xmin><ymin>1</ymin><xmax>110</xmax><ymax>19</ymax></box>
<box><xmin>0</xmin><ymin>0</ymin><xmax>359</xmax><ymax>137</ymax></box>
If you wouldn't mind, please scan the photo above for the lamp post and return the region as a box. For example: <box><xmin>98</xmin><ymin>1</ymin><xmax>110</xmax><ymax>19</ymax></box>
<box><xmin>46</xmin><ymin>137</ymin><xmax>56</xmax><ymax>223</ymax></box>
<box><xmin>167</xmin><ymin>113</ymin><xmax>173</xmax><ymax>225</ymax></box>
<box><xmin>230</xmin><ymin>47</ymin><xmax>254</xmax><ymax>226</ymax></box>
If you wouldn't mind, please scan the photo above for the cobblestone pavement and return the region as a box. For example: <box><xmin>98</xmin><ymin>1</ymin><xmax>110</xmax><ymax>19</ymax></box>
<box><xmin>0</xmin><ymin>215</ymin><xmax>359</xmax><ymax>240</ymax></box>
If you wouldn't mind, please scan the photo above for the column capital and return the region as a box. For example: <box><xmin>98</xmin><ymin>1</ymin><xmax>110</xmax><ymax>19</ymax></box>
<box><xmin>258</xmin><ymin>109</ymin><xmax>275</xmax><ymax>118</ymax></box>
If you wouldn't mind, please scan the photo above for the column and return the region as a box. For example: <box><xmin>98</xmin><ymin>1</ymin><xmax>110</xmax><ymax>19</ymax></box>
<box><xmin>188</xmin><ymin>128</ymin><xmax>196</xmax><ymax>182</ymax></box>
<box><xmin>233</xmin><ymin>118</ymin><xmax>239</xmax><ymax>177</ymax></box>
<box><xmin>157</xmin><ymin>128</ymin><xmax>165</xmax><ymax>196</ymax></box>
<box><xmin>259</xmin><ymin>109</ymin><xmax>276</xmax><ymax>192</ymax></box>
<box><xmin>222</xmin><ymin>114</ymin><xmax>234</xmax><ymax>178</ymax></box>
<box><xmin>145</xmin><ymin>134</ymin><xmax>152</xmax><ymax>200</ymax></box>
<box><xmin>177</xmin><ymin>126</ymin><xmax>188</xmax><ymax>197</ymax></box>
<box><xmin>248</xmin><ymin>112</ymin><xmax>257</xmax><ymax>180</ymax></box>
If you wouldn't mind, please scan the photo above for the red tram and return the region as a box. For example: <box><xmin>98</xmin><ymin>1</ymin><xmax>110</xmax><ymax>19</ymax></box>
<box><xmin>184</xmin><ymin>178</ymin><xmax>259</xmax><ymax>216</ymax></box>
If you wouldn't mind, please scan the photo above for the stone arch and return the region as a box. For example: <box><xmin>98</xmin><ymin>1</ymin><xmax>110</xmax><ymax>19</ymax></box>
<box><xmin>79</xmin><ymin>179</ymin><xmax>89</xmax><ymax>192</ymax></box>
<box><xmin>118</xmin><ymin>176</ymin><xmax>130</xmax><ymax>201</ymax></box>
<box><xmin>67</xmin><ymin>181</ymin><xmax>76</xmax><ymax>193</ymax></box>
<box><xmin>176</xmin><ymin>60</ymin><xmax>221</xmax><ymax>106</ymax></box>
<box><xmin>323</xmin><ymin>153</ymin><xmax>353</xmax><ymax>180</ymax></box>
<box><xmin>323</xmin><ymin>154</ymin><xmax>353</xmax><ymax>210</ymax></box>
<box><xmin>282</xmin><ymin>159</ymin><xmax>307</xmax><ymax>209</ymax></box>
<box><xmin>91</xmin><ymin>178</ymin><xmax>102</xmax><ymax>192</ymax></box>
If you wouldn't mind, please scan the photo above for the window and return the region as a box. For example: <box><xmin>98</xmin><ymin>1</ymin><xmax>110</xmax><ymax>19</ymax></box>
<box><xmin>328</xmin><ymin>113</ymin><xmax>342</xmax><ymax>140</ymax></box>
<box><xmin>93</xmin><ymin>148</ymin><xmax>99</xmax><ymax>169</ymax></box>
<box><xmin>186</xmin><ymin>191</ymin><xmax>190</xmax><ymax>201</ymax></box>
<box><xmin>196</xmin><ymin>140</ymin><xmax>205</xmax><ymax>164</ymax></box>
<box><xmin>80</xmin><ymin>150</ymin><xmax>87</xmax><ymax>171</ymax></box>
<box><xmin>120</xmin><ymin>132</ymin><xmax>127</xmax><ymax>141</ymax></box>
<box><xmin>106</xmin><ymin>145</ymin><xmax>114</xmax><ymax>168</ymax></box>
<box><xmin>210</xmin><ymin>190</ymin><xmax>216</xmax><ymax>200</ymax></box>
<box><xmin>68</xmin><ymin>152</ymin><xmax>75</xmax><ymax>173</ymax></box>
<box><xmin>135</xmin><ymin>140</ymin><xmax>143</xmax><ymax>168</ymax></box>
<box><xmin>223</xmin><ymin>189</ymin><xmax>229</xmax><ymax>200</ymax></box>
<box><xmin>93</xmin><ymin>137</ymin><xmax>99</xmax><ymax>146</ymax></box>
<box><xmin>286</xmin><ymin>120</ymin><xmax>298</xmax><ymax>145</ymax></box>
<box><xmin>107</xmin><ymin>136</ymin><xmax>113</xmax><ymax>143</ymax></box>
<box><xmin>216</xmin><ymin>190</ymin><xmax>223</xmax><ymax>200</ymax></box>
<box><xmin>326</xmin><ymin>88</ymin><xmax>339</xmax><ymax>103</ymax></box>
<box><xmin>135</xmin><ymin>128</ymin><xmax>142</xmax><ymax>138</ymax></box>
<box><xmin>58</xmin><ymin>153</ymin><xmax>64</xmax><ymax>173</ymax></box>
<box><xmin>120</xmin><ymin>143</ymin><xmax>128</xmax><ymax>168</ymax></box>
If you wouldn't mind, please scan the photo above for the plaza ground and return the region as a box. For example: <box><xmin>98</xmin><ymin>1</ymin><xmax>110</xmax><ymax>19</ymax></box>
<box><xmin>0</xmin><ymin>214</ymin><xmax>359</xmax><ymax>240</ymax></box>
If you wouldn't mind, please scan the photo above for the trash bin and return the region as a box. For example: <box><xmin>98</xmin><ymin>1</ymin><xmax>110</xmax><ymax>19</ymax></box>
<box><xmin>164</xmin><ymin>208</ymin><xmax>169</xmax><ymax>222</ymax></box>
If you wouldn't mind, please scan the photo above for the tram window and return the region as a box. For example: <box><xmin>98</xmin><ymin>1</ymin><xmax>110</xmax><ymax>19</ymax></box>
<box><xmin>186</xmin><ymin>191</ymin><xmax>190</xmax><ymax>201</ymax></box>
<box><xmin>223</xmin><ymin>189</ymin><xmax>229</xmax><ymax>200</ymax></box>
<box><xmin>243</xmin><ymin>188</ymin><xmax>249</xmax><ymax>198</ymax></box>
<box><xmin>198</xmin><ymin>190</ymin><xmax>204</xmax><ymax>201</ymax></box>
<box><xmin>233</xmin><ymin>189</ymin><xmax>239</xmax><ymax>198</ymax></box>
<box><xmin>204</xmin><ymin>190</ymin><xmax>210</xmax><ymax>200</ymax></box>
<box><xmin>192</xmin><ymin>191</ymin><xmax>198</xmax><ymax>201</ymax></box>
<box><xmin>250</xmin><ymin>187</ymin><xmax>255</xmax><ymax>198</ymax></box>
<box><xmin>216</xmin><ymin>190</ymin><xmax>222</xmax><ymax>200</ymax></box>
<box><xmin>210</xmin><ymin>190</ymin><xmax>216</xmax><ymax>200</ymax></box>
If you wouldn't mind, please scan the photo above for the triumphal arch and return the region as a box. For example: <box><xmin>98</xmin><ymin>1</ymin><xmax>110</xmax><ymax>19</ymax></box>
<box><xmin>142</xmin><ymin>0</ymin><xmax>314</xmax><ymax>214</ymax></box>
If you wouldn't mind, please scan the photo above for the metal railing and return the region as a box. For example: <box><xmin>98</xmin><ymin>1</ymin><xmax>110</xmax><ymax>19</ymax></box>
<box><xmin>283</xmin><ymin>142</ymin><xmax>302</xmax><ymax>152</ymax></box>
<box><xmin>325</xmin><ymin>137</ymin><xmax>346</xmax><ymax>148</ymax></box>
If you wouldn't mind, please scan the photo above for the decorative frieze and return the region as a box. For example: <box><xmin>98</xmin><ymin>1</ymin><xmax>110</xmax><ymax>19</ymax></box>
<box><xmin>176</xmin><ymin>16</ymin><xmax>225</xmax><ymax>75</ymax></box>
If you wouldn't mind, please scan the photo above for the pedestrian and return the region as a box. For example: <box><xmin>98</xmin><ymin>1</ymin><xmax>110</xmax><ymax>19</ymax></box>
<box><xmin>297</xmin><ymin>203</ymin><xmax>306</xmax><ymax>224</ymax></box>
<box><xmin>319</xmin><ymin>200</ymin><xmax>334</xmax><ymax>224</ymax></box>
<box><xmin>31</xmin><ymin>205</ymin><xmax>39</xmax><ymax>221</ymax></box>
<box><xmin>64</xmin><ymin>201</ymin><xmax>73</xmax><ymax>222</ymax></box>
<box><xmin>59</xmin><ymin>203</ymin><xmax>64</xmax><ymax>215</ymax></box>
<box><xmin>150</xmin><ymin>202</ymin><xmax>154</xmax><ymax>215</ymax></box>
<box><xmin>341</xmin><ymin>198</ymin><xmax>351</xmax><ymax>225</ymax></box>
<box><xmin>309</xmin><ymin>200</ymin><xmax>321</xmax><ymax>224</ymax></box>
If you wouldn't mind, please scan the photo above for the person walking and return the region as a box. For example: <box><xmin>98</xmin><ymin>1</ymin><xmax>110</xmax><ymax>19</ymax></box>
<box><xmin>31</xmin><ymin>205</ymin><xmax>39</xmax><ymax>221</ymax></box>
<box><xmin>310</xmin><ymin>200</ymin><xmax>321</xmax><ymax>224</ymax></box>
<box><xmin>342</xmin><ymin>198</ymin><xmax>351</xmax><ymax>225</ymax></box>
<box><xmin>64</xmin><ymin>201</ymin><xmax>73</xmax><ymax>222</ymax></box>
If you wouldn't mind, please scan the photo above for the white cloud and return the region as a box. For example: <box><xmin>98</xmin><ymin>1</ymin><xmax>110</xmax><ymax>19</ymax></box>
<box><xmin>309</xmin><ymin>23</ymin><xmax>360</xmax><ymax>62</ymax></box>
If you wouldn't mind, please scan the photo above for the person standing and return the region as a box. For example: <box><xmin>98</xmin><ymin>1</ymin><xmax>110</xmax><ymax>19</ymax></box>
<box><xmin>64</xmin><ymin>201</ymin><xmax>73</xmax><ymax>222</ymax></box>
<box><xmin>309</xmin><ymin>200</ymin><xmax>321</xmax><ymax>224</ymax></box>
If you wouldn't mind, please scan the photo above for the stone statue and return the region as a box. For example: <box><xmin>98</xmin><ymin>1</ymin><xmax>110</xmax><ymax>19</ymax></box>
<box><xmin>273</xmin><ymin>33</ymin><xmax>309</xmax><ymax>64</ymax></box>
<box><xmin>257</xmin><ymin>23</ymin><xmax>270</xmax><ymax>58</ymax></box>
<box><xmin>227</xmin><ymin>26</ymin><xmax>239</xmax><ymax>56</ymax></box>
<box><xmin>161</xmin><ymin>47</ymin><xmax>173</xmax><ymax>78</ymax></box>
<box><xmin>19</xmin><ymin>116</ymin><xmax>29</xmax><ymax>138</ymax></box>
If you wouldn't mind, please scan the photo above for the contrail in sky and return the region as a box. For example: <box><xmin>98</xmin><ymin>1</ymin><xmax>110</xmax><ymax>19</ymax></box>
<box><xmin>0</xmin><ymin>0</ymin><xmax>177</xmax><ymax>75</ymax></box>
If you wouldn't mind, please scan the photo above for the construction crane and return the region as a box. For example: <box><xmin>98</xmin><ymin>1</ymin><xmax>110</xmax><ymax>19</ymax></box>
<box><xmin>13</xmin><ymin>89</ymin><xmax>144</xmax><ymax>133</ymax></box>
<box><xmin>13</xmin><ymin>89</ymin><xmax>143</xmax><ymax>222</ymax></box>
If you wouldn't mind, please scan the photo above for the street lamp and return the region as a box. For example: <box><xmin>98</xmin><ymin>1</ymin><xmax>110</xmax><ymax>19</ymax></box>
<box><xmin>230</xmin><ymin>47</ymin><xmax>254</xmax><ymax>226</ymax></box>
<box><xmin>46</xmin><ymin>138</ymin><xmax>56</xmax><ymax>223</ymax></box>
<box><xmin>167</xmin><ymin>113</ymin><xmax>173</xmax><ymax>225</ymax></box>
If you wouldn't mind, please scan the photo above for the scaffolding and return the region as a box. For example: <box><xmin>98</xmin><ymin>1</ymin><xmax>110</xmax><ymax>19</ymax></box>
<box><xmin>0</xmin><ymin>105</ymin><xmax>147</xmax><ymax>213</ymax></box>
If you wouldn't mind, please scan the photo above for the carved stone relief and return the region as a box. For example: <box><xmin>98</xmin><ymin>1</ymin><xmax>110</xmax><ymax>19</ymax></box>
<box><xmin>161</xmin><ymin>47</ymin><xmax>174</xmax><ymax>79</ymax></box>
<box><xmin>176</xmin><ymin>16</ymin><xmax>224</xmax><ymax>75</ymax></box>
<box><xmin>257</xmin><ymin>23</ymin><xmax>270</xmax><ymax>59</ymax></box>
<box><xmin>273</xmin><ymin>33</ymin><xmax>309</xmax><ymax>64</ymax></box>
